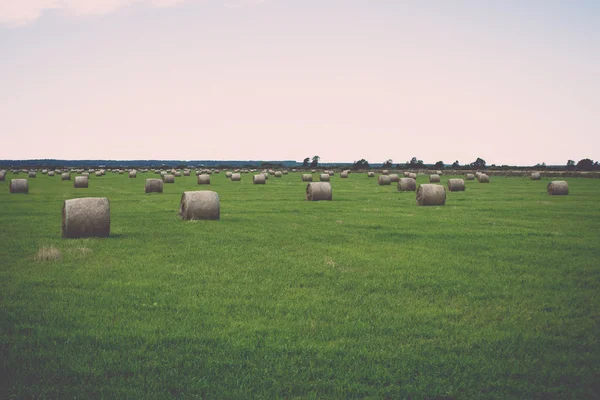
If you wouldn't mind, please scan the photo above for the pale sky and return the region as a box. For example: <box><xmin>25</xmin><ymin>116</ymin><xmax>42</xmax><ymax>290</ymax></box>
<box><xmin>1</xmin><ymin>0</ymin><xmax>598</xmax><ymax>165</ymax></box>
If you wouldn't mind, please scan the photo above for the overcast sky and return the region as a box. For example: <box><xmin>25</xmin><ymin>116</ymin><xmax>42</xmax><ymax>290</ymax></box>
<box><xmin>1</xmin><ymin>0</ymin><xmax>598</xmax><ymax>165</ymax></box>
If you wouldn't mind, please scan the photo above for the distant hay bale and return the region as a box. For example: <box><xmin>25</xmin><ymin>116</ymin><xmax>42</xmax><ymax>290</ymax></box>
<box><xmin>95</xmin><ymin>171</ymin><xmax>103</xmax><ymax>177</ymax></box>
<box><xmin>274</xmin><ymin>171</ymin><xmax>283</xmax><ymax>177</ymax></box>
<box><xmin>163</xmin><ymin>174</ymin><xmax>175</xmax><ymax>183</ymax></box>
<box><xmin>403</xmin><ymin>171</ymin><xmax>410</xmax><ymax>177</ymax></box>
<box><xmin>9</xmin><ymin>179</ymin><xmax>28</xmax><ymax>193</ymax></box>
<box><xmin>548</xmin><ymin>181</ymin><xmax>569</xmax><ymax>195</ymax></box>
<box><xmin>214</xmin><ymin>169</ymin><xmax>220</xmax><ymax>174</ymax></box>
<box><xmin>447</xmin><ymin>179</ymin><xmax>465</xmax><ymax>191</ymax></box>
<box><xmin>311</xmin><ymin>169</ymin><xmax>316</xmax><ymax>173</ymax></box>
<box><xmin>328</xmin><ymin>170</ymin><xmax>334</xmax><ymax>176</ymax></box>
<box><xmin>174</xmin><ymin>172</ymin><xmax>182</xmax><ymax>177</ymax></box>
<box><xmin>409</xmin><ymin>173</ymin><xmax>417</xmax><ymax>179</ymax></box>
<box><xmin>389</xmin><ymin>174</ymin><xmax>399</xmax><ymax>182</ymax></box>
<box><xmin>231</xmin><ymin>173</ymin><xmax>241</xmax><ymax>181</ymax></box>
<box><xmin>74</xmin><ymin>176</ymin><xmax>89</xmax><ymax>188</ymax></box>
<box><xmin>197</xmin><ymin>174</ymin><xmax>211</xmax><ymax>185</ymax></box>
<box><xmin>398</xmin><ymin>178</ymin><xmax>416</xmax><ymax>192</ymax></box>
<box><xmin>367</xmin><ymin>172</ymin><xmax>375</xmax><ymax>177</ymax></box>
<box><xmin>48</xmin><ymin>171</ymin><xmax>55</xmax><ymax>177</ymax></box>
<box><xmin>41</xmin><ymin>169</ymin><xmax>48</xmax><ymax>174</ymax></box>
<box><xmin>283</xmin><ymin>170</ymin><xmax>288</xmax><ymax>175</ymax></box>
<box><xmin>477</xmin><ymin>174</ymin><xmax>490</xmax><ymax>183</ymax></box>
<box><xmin>416</xmin><ymin>184</ymin><xmax>446</xmax><ymax>206</ymax></box>
<box><xmin>145</xmin><ymin>179</ymin><xmax>163</xmax><ymax>193</ymax></box>
<box><xmin>319</xmin><ymin>173</ymin><xmax>330</xmax><ymax>182</ymax></box>
<box><xmin>382</xmin><ymin>170</ymin><xmax>389</xmax><ymax>175</ymax></box>
<box><xmin>160</xmin><ymin>171</ymin><xmax>167</xmax><ymax>177</ymax></box>
<box><xmin>378</xmin><ymin>175</ymin><xmax>391</xmax><ymax>185</ymax></box>
<box><xmin>29</xmin><ymin>171</ymin><xmax>36</xmax><ymax>178</ymax></box>
<box><xmin>225</xmin><ymin>171</ymin><xmax>233</xmax><ymax>178</ymax></box>
<box><xmin>263</xmin><ymin>173</ymin><xmax>268</xmax><ymax>180</ymax></box>
<box><xmin>429</xmin><ymin>174</ymin><xmax>440</xmax><ymax>183</ymax></box>
<box><xmin>302</xmin><ymin>174</ymin><xmax>313</xmax><ymax>182</ymax></box>
<box><xmin>180</xmin><ymin>191</ymin><xmax>220</xmax><ymax>220</ymax></box>
<box><xmin>340</xmin><ymin>171</ymin><xmax>348</xmax><ymax>178</ymax></box>
<box><xmin>129</xmin><ymin>170</ymin><xmax>137</xmax><ymax>178</ymax></box>
<box><xmin>531</xmin><ymin>172</ymin><xmax>541</xmax><ymax>180</ymax></box>
<box><xmin>61</xmin><ymin>173</ymin><xmax>71</xmax><ymax>181</ymax></box>
<box><xmin>306</xmin><ymin>182</ymin><xmax>332</xmax><ymax>201</ymax></box>
<box><xmin>465</xmin><ymin>173</ymin><xmax>475</xmax><ymax>180</ymax></box>
<box><xmin>0</xmin><ymin>170</ymin><xmax>6</xmax><ymax>181</ymax></box>
<box><xmin>62</xmin><ymin>197</ymin><xmax>110</xmax><ymax>238</ymax></box>
<box><xmin>183</xmin><ymin>170</ymin><xmax>191</xmax><ymax>176</ymax></box>
<box><xmin>253</xmin><ymin>174</ymin><xmax>266</xmax><ymax>184</ymax></box>
<box><xmin>291</xmin><ymin>169</ymin><xmax>297</xmax><ymax>172</ymax></box>
<box><xmin>436</xmin><ymin>170</ymin><xmax>442</xmax><ymax>175</ymax></box>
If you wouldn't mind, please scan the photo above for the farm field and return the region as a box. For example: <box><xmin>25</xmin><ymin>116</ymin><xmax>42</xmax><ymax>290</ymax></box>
<box><xmin>1</xmin><ymin>171</ymin><xmax>599</xmax><ymax>398</ymax></box>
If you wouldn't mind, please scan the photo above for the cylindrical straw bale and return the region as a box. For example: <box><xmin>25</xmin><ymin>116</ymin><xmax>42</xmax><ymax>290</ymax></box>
<box><xmin>283</xmin><ymin>170</ymin><xmax>288</xmax><ymax>175</ymax></box>
<box><xmin>48</xmin><ymin>171</ymin><xmax>55</xmax><ymax>177</ymax></box>
<box><xmin>180</xmin><ymin>191</ymin><xmax>220</xmax><ymax>220</ymax></box>
<box><xmin>311</xmin><ymin>169</ymin><xmax>317</xmax><ymax>173</ymax></box>
<box><xmin>328</xmin><ymin>170</ymin><xmax>334</xmax><ymax>176</ymax></box>
<box><xmin>477</xmin><ymin>174</ymin><xmax>489</xmax><ymax>183</ymax></box>
<box><xmin>319</xmin><ymin>173</ymin><xmax>330</xmax><ymax>182</ymax></box>
<box><xmin>447</xmin><ymin>179</ymin><xmax>465</xmax><ymax>191</ymax></box>
<box><xmin>74</xmin><ymin>176</ymin><xmax>89</xmax><ymax>188</ymax></box>
<box><xmin>183</xmin><ymin>170</ymin><xmax>191</xmax><ymax>176</ymax></box>
<box><xmin>129</xmin><ymin>171</ymin><xmax>137</xmax><ymax>178</ymax></box>
<box><xmin>409</xmin><ymin>173</ymin><xmax>417</xmax><ymax>179</ymax></box>
<box><xmin>198</xmin><ymin>174</ymin><xmax>211</xmax><ymax>185</ymax></box>
<box><xmin>531</xmin><ymin>172</ymin><xmax>541</xmax><ymax>180</ymax></box>
<box><xmin>403</xmin><ymin>171</ymin><xmax>410</xmax><ymax>177</ymax></box>
<box><xmin>29</xmin><ymin>171</ymin><xmax>36</xmax><ymax>178</ymax></box>
<box><xmin>95</xmin><ymin>171</ymin><xmax>103</xmax><ymax>177</ymax></box>
<box><xmin>389</xmin><ymin>174</ymin><xmax>399</xmax><ymax>182</ymax></box>
<box><xmin>62</xmin><ymin>197</ymin><xmax>110</xmax><ymax>238</ymax></box>
<box><xmin>231</xmin><ymin>173</ymin><xmax>241</xmax><ymax>181</ymax></box>
<box><xmin>253</xmin><ymin>174</ymin><xmax>266</xmax><ymax>184</ymax></box>
<box><xmin>429</xmin><ymin>174</ymin><xmax>440</xmax><ymax>183</ymax></box>
<box><xmin>378</xmin><ymin>175</ymin><xmax>391</xmax><ymax>185</ymax></box>
<box><xmin>367</xmin><ymin>172</ymin><xmax>375</xmax><ymax>177</ymax></box>
<box><xmin>9</xmin><ymin>179</ymin><xmax>28</xmax><ymax>193</ymax></box>
<box><xmin>145</xmin><ymin>179</ymin><xmax>163</xmax><ymax>193</ymax></box>
<box><xmin>340</xmin><ymin>171</ymin><xmax>349</xmax><ymax>178</ymax></box>
<box><xmin>306</xmin><ymin>182</ymin><xmax>332</xmax><ymax>201</ymax></box>
<box><xmin>263</xmin><ymin>173</ymin><xmax>268</xmax><ymax>180</ymax></box>
<box><xmin>174</xmin><ymin>172</ymin><xmax>181</xmax><ymax>177</ymax></box>
<box><xmin>274</xmin><ymin>171</ymin><xmax>283</xmax><ymax>177</ymax></box>
<box><xmin>163</xmin><ymin>174</ymin><xmax>175</xmax><ymax>183</ymax></box>
<box><xmin>547</xmin><ymin>181</ymin><xmax>569</xmax><ymax>195</ymax></box>
<box><xmin>416</xmin><ymin>184</ymin><xmax>446</xmax><ymax>206</ymax></box>
<box><xmin>466</xmin><ymin>173</ymin><xmax>475</xmax><ymax>180</ymax></box>
<box><xmin>42</xmin><ymin>169</ymin><xmax>48</xmax><ymax>174</ymax></box>
<box><xmin>61</xmin><ymin>173</ymin><xmax>71</xmax><ymax>180</ymax></box>
<box><xmin>302</xmin><ymin>174</ymin><xmax>313</xmax><ymax>182</ymax></box>
<box><xmin>398</xmin><ymin>178</ymin><xmax>416</xmax><ymax>192</ymax></box>
<box><xmin>225</xmin><ymin>171</ymin><xmax>233</xmax><ymax>178</ymax></box>
<box><xmin>0</xmin><ymin>170</ymin><xmax>6</xmax><ymax>181</ymax></box>
<box><xmin>382</xmin><ymin>170</ymin><xmax>389</xmax><ymax>175</ymax></box>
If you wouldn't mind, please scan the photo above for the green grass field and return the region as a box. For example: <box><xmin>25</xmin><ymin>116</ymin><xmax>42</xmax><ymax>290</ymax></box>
<box><xmin>1</xmin><ymin>171</ymin><xmax>599</xmax><ymax>399</ymax></box>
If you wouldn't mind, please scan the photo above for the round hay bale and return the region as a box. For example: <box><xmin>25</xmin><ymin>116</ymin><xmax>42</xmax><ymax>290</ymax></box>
<box><xmin>145</xmin><ymin>179</ymin><xmax>163</xmax><ymax>193</ymax></box>
<box><xmin>163</xmin><ymin>174</ymin><xmax>175</xmax><ymax>183</ymax></box>
<box><xmin>231</xmin><ymin>173</ymin><xmax>241</xmax><ymax>181</ymax></box>
<box><xmin>283</xmin><ymin>170</ymin><xmax>288</xmax><ymax>175</ymax></box>
<box><xmin>531</xmin><ymin>172</ymin><xmax>541</xmax><ymax>180</ymax></box>
<box><xmin>183</xmin><ymin>170</ymin><xmax>191</xmax><ymax>176</ymax></box>
<box><xmin>263</xmin><ymin>173</ymin><xmax>268</xmax><ymax>180</ymax></box>
<box><xmin>274</xmin><ymin>171</ymin><xmax>283</xmax><ymax>177</ymax></box>
<box><xmin>378</xmin><ymin>175</ymin><xmax>391</xmax><ymax>185</ymax></box>
<box><xmin>0</xmin><ymin>170</ymin><xmax>6</xmax><ymax>181</ymax></box>
<box><xmin>160</xmin><ymin>171</ymin><xmax>167</xmax><ymax>177</ymax></box>
<box><xmin>180</xmin><ymin>191</ymin><xmax>220</xmax><ymax>220</ymax></box>
<box><xmin>302</xmin><ymin>174</ymin><xmax>313</xmax><ymax>182</ymax></box>
<box><xmin>174</xmin><ymin>171</ymin><xmax>182</xmax><ymax>177</ymax></box>
<box><xmin>436</xmin><ymin>170</ymin><xmax>442</xmax><ymax>175</ymax></box>
<box><xmin>214</xmin><ymin>169</ymin><xmax>220</xmax><ymax>174</ymax></box>
<box><xmin>129</xmin><ymin>171</ymin><xmax>137</xmax><ymax>178</ymax></box>
<box><xmin>367</xmin><ymin>172</ymin><xmax>375</xmax><ymax>177</ymax></box>
<box><xmin>447</xmin><ymin>179</ymin><xmax>465</xmax><ymax>192</ymax></box>
<box><xmin>319</xmin><ymin>173</ymin><xmax>330</xmax><ymax>182</ymax></box>
<box><xmin>48</xmin><ymin>171</ymin><xmax>55</xmax><ymax>177</ymax></box>
<box><xmin>328</xmin><ymin>170</ymin><xmax>334</xmax><ymax>176</ymax></box>
<box><xmin>382</xmin><ymin>170</ymin><xmax>389</xmax><ymax>175</ymax></box>
<box><xmin>465</xmin><ymin>173</ymin><xmax>475</xmax><ymax>180</ymax></box>
<box><xmin>548</xmin><ymin>181</ymin><xmax>568</xmax><ymax>195</ymax></box>
<box><xmin>409</xmin><ymin>173</ymin><xmax>417</xmax><ymax>179</ymax></box>
<box><xmin>74</xmin><ymin>176</ymin><xmax>89</xmax><ymax>188</ymax></box>
<box><xmin>42</xmin><ymin>169</ymin><xmax>48</xmax><ymax>174</ymax></box>
<box><xmin>9</xmin><ymin>179</ymin><xmax>28</xmax><ymax>193</ymax></box>
<box><xmin>61</xmin><ymin>173</ymin><xmax>71</xmax><ymax>181</ymax></box>
<box><xmin>62</xmin><ymin>197</ymin><xmax>110</xmax><ymax>238</ymax></box>
<box><xmin>253</xmin><ymin>174</ymin><xmax>266</xmax><ymax>184</ymax></box>
<box><xmin>403</xmin><ymin>171</ymin><xmax>410</xmax><ymax>177</ymax></box>
<box><xmin>429</xmin><ymin>174</ymin><xmax>440</xmax><ymax>183</ymax></box>
<box><xmin>95</xmin><ymin>171</ymin><xmax>103</xmax><ymax>177</ymax></box>
<box><xmin>225</xmin><ymin>171</ymin><xmax>233</xmax><ymax>178</ymax></box>
<box><xmin>198</xmin><ymin>174</ymin><xmax>211</xmax><ymax>185</ymax></box>
<box><xmin>306</xmin><ymin>182</ymin><xmax>332</xmax><ymax>201</ymax></box>
<box><xmin>340</xmin><ymin>171</ymin><xmax>349</xmax><ymax>178</ymax></box>
<box><xmin>398</xmin><ymin>178</ymin><xmax>416</xmax><ymax>192</ymax></box>
<box><xmin>477</xmin><ymin>174</ymin><xmax>489</xmax><ymax>183</ymax></box>
<box><xmin>389</xmin><ymin>174</ymin><xmax>399</xmax><ymax>182</ymax></box>
<box><xmin>311</xmin><ymin>169</ymin><xmax>317</xmax><ymax>173</ymax></box>
<box><xmin>416</xmin><ymin>184</ymin><xmax>446</xmax><ymax>206</ymax></box>
<box><xmin>28</xmin><ymin>171</ymin><xmax>36</xmax><ymax>178</ymax></box>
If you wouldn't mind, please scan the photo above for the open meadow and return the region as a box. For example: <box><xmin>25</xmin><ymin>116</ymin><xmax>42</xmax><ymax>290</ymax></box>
<box><xmin>1</xmin><ymin>170</ymin><xmax>599</xmax><ymax>398</ymax></box>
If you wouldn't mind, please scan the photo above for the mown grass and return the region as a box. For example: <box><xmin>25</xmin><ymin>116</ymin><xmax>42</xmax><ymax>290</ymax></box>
<box><xmin>1</xmin><ymin>171</ymin><xmax>599</xmax><ymax>399</ymax></box>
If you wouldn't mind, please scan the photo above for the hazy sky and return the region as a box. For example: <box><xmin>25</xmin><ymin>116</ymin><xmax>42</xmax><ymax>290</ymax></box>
<box><xmin>1</xmin><ymin>0</ymin><xmax>598</xmax><ymax>165</ymax></box>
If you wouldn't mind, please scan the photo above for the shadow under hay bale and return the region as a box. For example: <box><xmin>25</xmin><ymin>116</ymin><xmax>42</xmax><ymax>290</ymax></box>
<box><xmin>416</xmin><ymin>184</ymin><xmax>446</xmax><ymax>206</ymax></box>
<box><xmin>306</xmin><ymin>182</ymin><xmax>332</xmax><ymax>201</ymax></box>
<box><xmin>548</xmin><ymin>181</ymin><xmax>569</xmax><ymax>195</ymax></box>
<box><xmin>62</xmin><ymin>197</ymin><xmax>110</xmax><ymax>238</ymax></box>
<box><xmin>447</xmin><ymin>179</ymin><xmax>465</xmax><ymax>192</ymax></box>
<box><xmin>145</xmin><ymin>179</ymin><xmax>163</xmax><ymax>193</ymax></box>
<box><xmin>10</xmin><ymin>179</ymin><xmax>28</xmax><ymax>193</ymax></box>
<box><xmin>180</xmin><ymin>191</ymin><xmax>220</xmax><ymax>220</ymax></box>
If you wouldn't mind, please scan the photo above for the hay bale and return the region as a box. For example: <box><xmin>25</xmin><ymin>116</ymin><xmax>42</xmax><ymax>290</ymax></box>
<box><xmin>253</xmin><ymin>174</ymin><xmax>266</xmax><ymax>184</ymax></box>
<box><xmin>465</xmin><ymin>173</ymin><xmax>475</xmax><ymax>180</ymax></box>
<box><xmin>145</xmin><ymin>179</ymin><xmax>163</xmax><ymax>193</ymax></box>
<box><xmin>378</xmin><ymin>175</ymin><xmax>391</xmax><ymax>185</ymax></box>
<box><xmin>319</xmin><ymin>173</ymin><xmax>330</xmax><ymax>182</ymax></box>
<box><xmin>548</xmin><ymin>181</ymin><xmax>569</xmax><ymax>195</ymax></box>
<box><xmin>9</xmin><ymin>179</ymin><xmax>28</xmax><ymax>193</ymax></box>
<box><xmin>61</xmin><ymin>173</ymin><xmax>71</xmax><ymax>181</ymax></box>
<box><xmin>174</xmin><ymin>171</ymin><xmax>182</xmax><ymax>177</ymax></box>
<box><xmin>311</xmin><ymin>169</ymin><xmax>316</xmax><ymax>173</ymax></box>
<box><xmin>180</xmin><ymin>191</ymin><xmax>220</xmax><ymax>220</ymax></box>
<box><xmin>531</xmin><ymin>172</ymin><xmax>541</xmax><ymax>180</ymax></box>
<box><xmin>283</xmin><ymin>170</ymin><xmax>288</xmax><ymax>175</ymax></box>
<box><xmin>0</xmin><ymin>170</ymin><xmax>6</xmax><ymax>181</ymax></box>
<box><xmin>302</xmin><ymin>174</ymin><xmax>313</xmax><ymax>182</ymax></box>
<box><xmin>183</xmin><ymin>170</ymin><xmax>191</xmax><ymax>176</ymax></box>
<box><xmin>340</xmin><ymin>171</ymin><xmax>349</xmax><ymax>178</ymax></box>
<box><xmin>42</xmin><ymin>169</ymin><xmax>48</xmax><ymax>174</ymax></box>
<box><xmin>403</xmin><ymin>171</ymin><xmax>410</xmax><ymax>177</ymax></box>
<box><xmin>382</xmin><ymin>170</ymin><xmax>389</xmax><ymax>175</ymax></box>
<box><xmin>429</xmin><ymin>174</ymin><xmax>440</xmax><ymax>183</ymax></box>
<box><xmin>231</xmin><ymin>173</ymin><xmax>241</xmax><ymax>181</ymax></box>
<box><xmin>74</xmin><ymin>176</ymin><xmax>89</xmax><ymax>188</ymax></box>
<box><xmin>163</xmin><ymin>174</ymin><xmax>175</xmax><ymax>183</ymax></box>
<box><xmin>367</xmin><ymin>172</ymin><xmax>375</xmax><ymax>177</ymax></box>
<box><xmin>62</xmin><ymin>197</ymin><xmax>110</xmax><ymax>238</ymax></box>
<box><xmin>416</xmin><ymin>184</ymin><xmax>446</xmax><ymax>206</ymax></box>
<box><xmin>48</xmin><ymin>171</ymin><xmax>55</xmax><ymax>177</ymax></box>
<box><xmin>129</xmin><ymin>170</ymin><xmax>137</xmax><ymax>178</ymax></box>
<box><xmin>95</xmin><ymin>171</ymin><xmax>103</xmax><ymax>177</ymax></box>
<box><xmin>447</xmin><ymin>179</ymin><xmax>465</xmax><ymax>191</ymax></box>
<box><xmin>225</xmin><ymin>171</ymin><xmax>233</xmax><ymax>178</ymax></box>
<box><xmin>409</xmin><ymin>173</ymin><xmax>417</xmax><ymax>179</ymax></box>
<box><xmin>263</xmin><ymin>173</ymin><xmax>268</xmax><ymax>180</ymax></box>
<box><xmin>306</xmin><ymin>182</ymin><xmax>332</xmax><ymax>201</ymax></box>
<box><xmin>29</xmin><ymin>171</ymin><xmax>36</xmax><ymax>178</ymax></box>
<box><xmin>398</xmin><ymin>178</ymin><xmax>416</xmax><ymax>192</ymax></box>
<box><xmin>274</xmin><ymin>171</ymin><xmax>283</xmax><ymax>177</ymax></box>
<box><xmin>477</xmin><ymin>174</ymin><xmax>489</xmax><ymax>183</ymax></box>
<box><xmin>197</xmin><ymin>174</ymin><xmax>211</xmax><ymax>185</ymax></box>
<box><xmin>328</xmin><ymin>171</ymin><xmax>334</xmax><ymax>176</ymax></box>
<box><xmin>389</xmin><ymin>174</ymin><xmax>399</xmax><ymax>182</ymax></box>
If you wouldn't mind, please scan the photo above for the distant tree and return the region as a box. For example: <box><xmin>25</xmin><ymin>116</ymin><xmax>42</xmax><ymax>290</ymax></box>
<box><xmin>382</xmin><ymin>159</ymin><xmax>393</xmax><ymax>169</ymax></box>
<box><xmin>406</xmin><ymin>157</ymin><xmax>424</xmax><ymax>168</ymax></box>
<box><xmin>302</xmin><ymin>157</ymin><xmax>310</xmax><ymax>167</ymax></box>
<box><xmin>452</xmin><ymin>160</ymin><xmax>460</xmax><ymax>168</ymax></box>
<box><xmin>434</xmin><ymin>161</ymin><xmax>445</xmax><ymax>169</ymax></box>
<box><xmin>470</xmin><ymin>157</ymin><xmax>486</xmax><ymax>169</ymax></box>
<box><xmin>566</xmin><ymin>160</ymin><xmax>575</xmax><ymax>170</ymax></box>
<box><xmin>310</xmin><ymin>155</ymin><xmax>320</xmax><ymax>168</ymax></box>
<box><xmin>352</xmin><ymin>159</ymin><xmax>370</xmax><ymax>169</ymax></box>
<box><xmin>576</xmin><ymin>158</ymin><xmax>594</xmax><ymax>171</ymax></box>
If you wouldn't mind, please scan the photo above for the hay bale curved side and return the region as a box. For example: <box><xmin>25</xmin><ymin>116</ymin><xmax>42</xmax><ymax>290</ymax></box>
<box><xmin>0</xmin><ymin>170</ymin><xmax>6</xmax><ymax>181</ymax></box>
<box><xmin>367</xmin><ymin>172</ymin><xmax>375</xmax><ymax>177</ymax></box>
<box><xmin>9</xmin><ymin>179</ymin><xmax>29</xmax><ymax>193</ymax></box>
<box><xmin>231</xmin><ymin>173</ymin><xmax>241</xmax><ymax>181</ymax></box>
<box><xmin>319</xmin><ymin>174</ymin><xmax>330</xmax><ymax>182</ymax></box>
<box><xmin>74</xmin><ymin>176</ymin><xmax>89</xmax><ymax>188</ymax></box>
<box><xmin>180</xmin><ymin>191</ymin><xmax>220</xmax><ymax>220</ymax></box>
<box><xmin>447</xmin><ymin>178</ymin><xmax>465</xmax><ymax>191</ymax></box>
<box><xmin>409</xmin><ymin>173</ymin><xmax>417</xmax><ymax>179</ymax></box>
<box><xmin>163</xmin><ymin>174</ymin><xmax>175</xmax><ymax>183</ymax></box>
<box><xmin>61</xmin><ymin>173</ymin><xmax>71</xmax><ymax>181</ymax></box>
<box><xmin>378</xmin><ymin>175</ymin><xmax>391</xmax><ymax>185</ymax></box>
<box><xmin>477</xmin><ymin>174</ymin><xmax>489</xmax><ymax>183</ymax></box>
<box><xmin>253</xmin><ymin>174</ymin><xmax>266</xmax><ymax>184</ymax></box>
<box><xmin>531</xmin><ymin>172</ymin><xmax>541</xmax><ymax>180</ymax></box>
<box><xmin>145</xmin><ymin>179</ymin><xmax>163</xmax><ymax>193</ymax></box>
<box><xmin>306</xmin><ymin>182</ymin><xmax>332</xmax><ymax>201</ymax></box>
<box><xmin>274</xmin><ymin>171</ymin><xmax>283</xmax><ymax>177</ymax></box>
<box><xmin>62</xmin><ymin>197</ymin><xmax>110</xmax><ymax>238</ymax></box>
<box><xmin>429</xmin><ymin>174</ymin><xmax>440</xmax><ymax>183</ymax></box>
<box><xmin>465</xmin><ymin>173</ymin><xmax>475</xmax><ymax>180</ymax></box>
<box><xmin>198</xmin><ymin>174</ymin><xmax>211</xmax><ymax>185</ymax></box>
<box><xmin>29</xmin><ymin>171</ymin><xmax>36</xmax><ymax>178</ymax></box>
<box><xmin>416</xmin><ymin>184</ymin><xmax>446</xmax><ymax>206</ymax></box>
<box><xmin>129</xmin><ymin>171</ymin><xmax>137</xmax><ymax>178</ymax></box>
<box><xmin>398</xmin><ymin>177</ymin><xmax>416</xmax><ymax>192</ymax></box>
<box><xmin>302</xmin><ymin>174</ymin><xmax>313</xmax><ymax>182</ymax></box>
<box><xmin>340</xmin><ymin>171</ymin><xmax>348</xmax><ymax>178</ymax></box>
<box><xmin>389</xmin><ymin>174</ymin><xmax>399</xmax><ymax>182</ymax></box>
<box><xmin>548</xmin><ymin>181</ymin><xmax>569</xmax><ymax>195</ymax></box>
